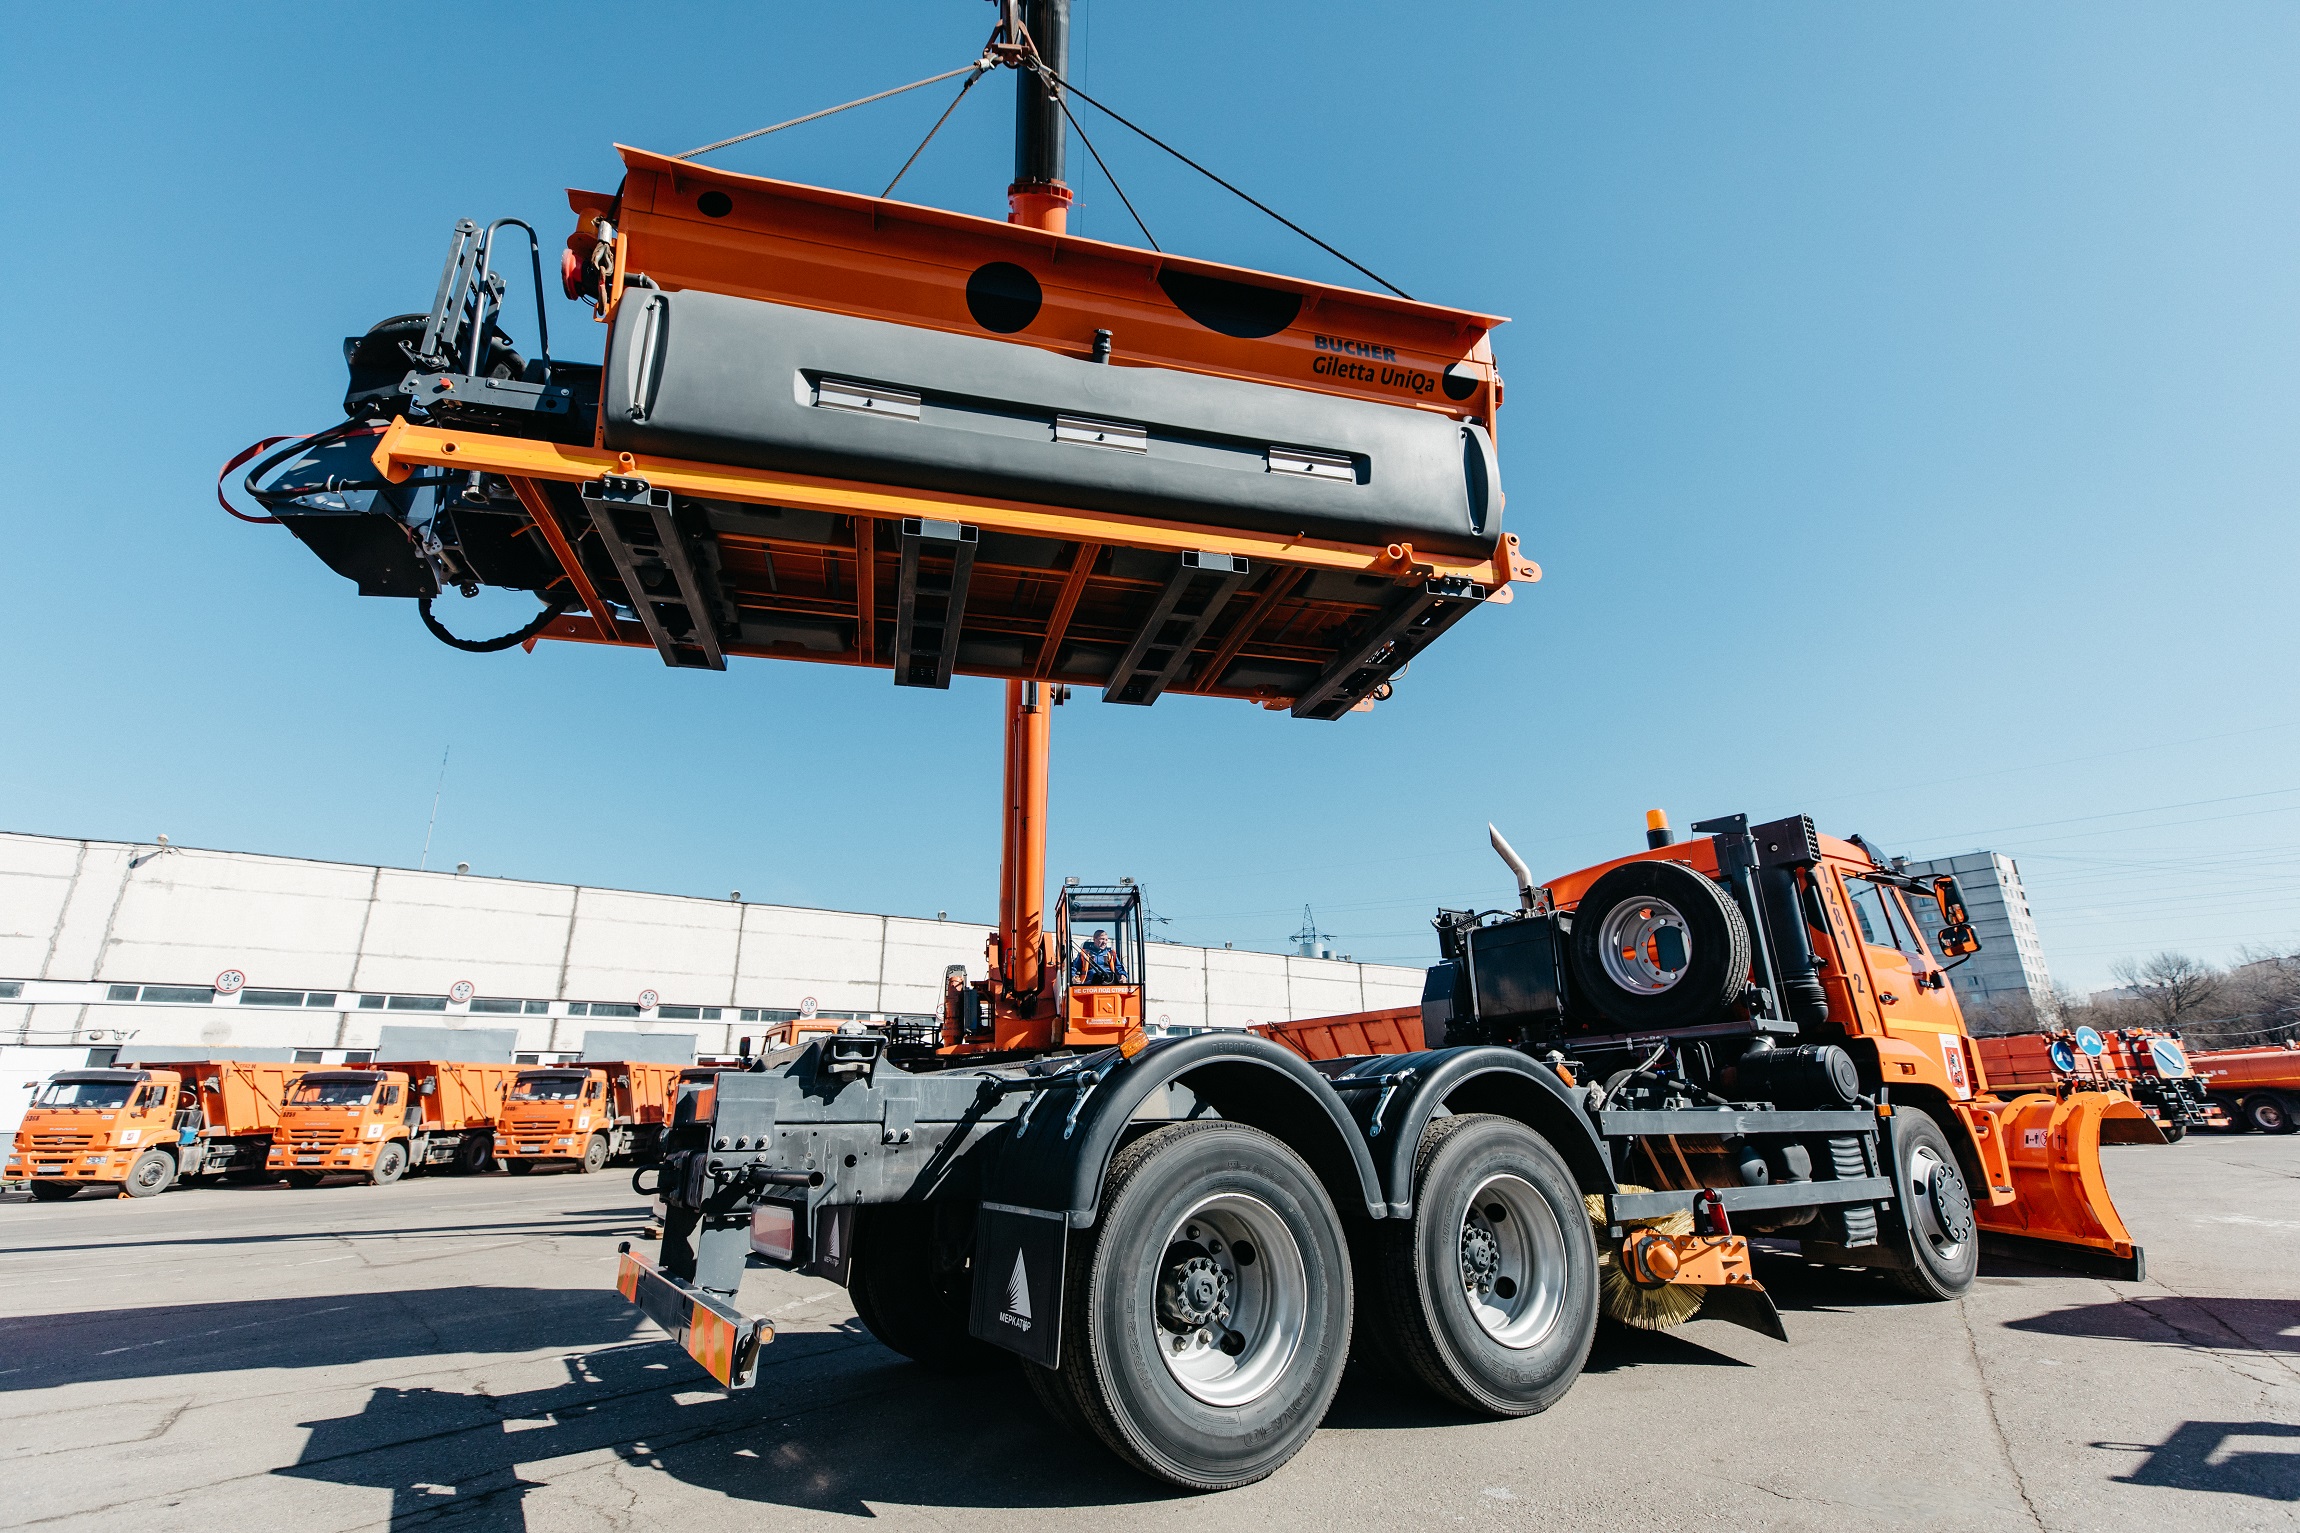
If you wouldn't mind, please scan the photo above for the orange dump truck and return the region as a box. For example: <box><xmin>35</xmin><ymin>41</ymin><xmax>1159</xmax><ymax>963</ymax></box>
<box><xmin>8</xmin><ymin>1061</ymin><xmax>293</xmax><ymax>1200</ymax></box>
<box><xmin>269</xmin><ymin>1060</ymin><xmax>516</xmax><ymax>1186</ymax></box>
<box><xmin>2190</xmin><ymin>1040</ymin><xmax>2300</xmax><ymax>1134</ymax></box>
<box><xmin>1973</xmin><ymin>1028</ymin><xmax>2213</xmax><ymax>1140</ymax></box>
<box><xmin>500</xmin><ymin>1061</ymin><xmax>679</xmax><ymax>1174</ymax></box>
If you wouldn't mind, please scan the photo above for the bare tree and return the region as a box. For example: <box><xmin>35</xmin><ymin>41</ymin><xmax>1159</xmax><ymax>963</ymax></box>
<box><xmin>2110</xmin><ymin>952</ymin><xmax>2224</xmax><ymax>1030</ymax></box>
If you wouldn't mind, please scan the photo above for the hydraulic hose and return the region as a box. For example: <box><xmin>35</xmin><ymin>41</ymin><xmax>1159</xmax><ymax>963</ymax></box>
<box><xmin>418</xmin><ymin>593</ymin><xmax>572</xmax><ymax>653</ymax></box>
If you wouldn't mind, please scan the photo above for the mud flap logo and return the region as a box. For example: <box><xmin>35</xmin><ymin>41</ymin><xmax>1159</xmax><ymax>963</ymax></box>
<box><xmin>970</xmin><ymin>1204</ymin><xmax>1065</xmax><ymax>1368</ymax></box>
<box><xmin>1002</xmin><ymin>1251</ymin><xmax>1033</xmax><ymax>1330</ymax></box>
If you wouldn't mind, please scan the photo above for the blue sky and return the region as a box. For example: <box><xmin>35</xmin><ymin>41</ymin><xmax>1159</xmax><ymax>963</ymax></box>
<box><xmin>3</xmin><ymin>3</ymin><xmax>2294</xmax><ymax>992</ymax></box>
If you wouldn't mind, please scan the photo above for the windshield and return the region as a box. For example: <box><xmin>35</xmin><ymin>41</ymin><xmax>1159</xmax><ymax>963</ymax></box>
<box><xmin>35</xmin><ymin>1079</ymin><xmax>135</xmax><ymax>1109</ymax></box>
<box><xmin>511</xmin><ymin>1073</ymin><xmax>585</xmax><ymax>1102</ymax></box>
<box><xmin>290</xmin><ymin>1079</ymin><xmax>380</xmax><ymax>1107</ymax></box>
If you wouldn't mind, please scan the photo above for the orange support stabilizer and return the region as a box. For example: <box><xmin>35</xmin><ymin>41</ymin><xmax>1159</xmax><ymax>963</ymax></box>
<box><xmin>1972</xmin><ymin>1091</ymin><xmax>2156</xmax><ymax>1279</ymax></box>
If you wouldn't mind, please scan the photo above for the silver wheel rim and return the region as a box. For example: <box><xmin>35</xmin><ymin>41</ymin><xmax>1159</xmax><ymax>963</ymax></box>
<box><xmin>134</xmin><ymin>1156</ymin><xmax>168</xmax><ymax>1191</ymax></box>
<box><xmin>1595</xmin><ymin>896</ymin><xmax>1692</xmax><ymax>995</ymax></box>
<box><xmin>1457</xmin><ymin>1173</ymin><xmax>1568</xmax><ymax>1349</ymax></box>
<box><xmin>1906</xmin><ymin>1145</ymin><xmax>1972</xmax><ymax>1262</ymax></box>
<box><xmin>1152</xmin><ymin>1192</ymin><xmax>1306</xmax><ymax>1407</ymax></box>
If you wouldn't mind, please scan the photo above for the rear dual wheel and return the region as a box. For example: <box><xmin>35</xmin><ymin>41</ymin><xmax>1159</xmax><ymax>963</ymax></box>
<box><xmin>1028</xmin><ymin>1122</ymin><xmax>1351</xmax><ymax>1491</ymax></box>
<box><xmin>1358</xmin><ymin>1114</ymin><xmax>1598</xmax><ymax>1416</ymax></box>
<box><xmin>2243</xmin><ymin>1094</ymin><xmax>2296</xmax><ymax>1135</ymax></box>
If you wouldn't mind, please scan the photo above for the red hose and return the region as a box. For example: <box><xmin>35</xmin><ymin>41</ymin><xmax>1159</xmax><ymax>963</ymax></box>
<box><xmin>216</xmin><ymin>436</ymin><xmax>294</xmax><ymax>524</ymax></box>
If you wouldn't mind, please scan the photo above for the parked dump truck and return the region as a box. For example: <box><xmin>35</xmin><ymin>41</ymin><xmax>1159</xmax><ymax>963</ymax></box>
<box><xmin>1972</xmin><ymin>1027</ymin><xmax>2214</xmax><ymax>1140</ymax></box>
<box><xmin>269</xmin><ymin>1060</ymin><xmax>516</xmax><ymax>1186</ymax></box>
<box><xmin>2190</xmin><ymin>1039</ymin><xmax>2300</xmax><ymax>1133</ymax></box>
<box><xmin>7</xmin><ymin>1061</ymin><xmax>294</xmax><ymax>1199</ymax></box>
<box><xmin>500</xmin><ymin>1061</ymin><xmax>679</xmax><ymax>1174</ymax></box>
<box><xmin>613</xmin><ymin>808</ymin><xmax>2157</xmax><ymax>1491</ymax></box>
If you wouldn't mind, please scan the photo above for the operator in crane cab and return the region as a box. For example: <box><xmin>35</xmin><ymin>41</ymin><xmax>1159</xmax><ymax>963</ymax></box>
<box><xmin>1074</xmin><ymin>929</ymin><xmax>1127</xmax><ymax>984</ymax></box>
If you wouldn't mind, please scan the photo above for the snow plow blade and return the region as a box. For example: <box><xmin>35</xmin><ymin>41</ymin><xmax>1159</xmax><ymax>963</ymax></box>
<box><xmin>1973</xmin><ymin>1091</ymin><xmax>2154</xmax><ymax>1281</ymax></box>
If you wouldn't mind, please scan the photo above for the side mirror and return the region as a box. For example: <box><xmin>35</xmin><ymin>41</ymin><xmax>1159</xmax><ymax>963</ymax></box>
<box><xmin>738</xmin><ymin>1036</ymin><xmax>753</xmax><ymax>1061</ymax></box>
<box><xmin>1937</xmin><ymin>922</ymin><xmax>1981</xmax><ymax>958</ymax></box>
<box><xmin>1933</xmin><ymin>876</ymin><xmax>1969</xmax><ymax>926</ymax></box>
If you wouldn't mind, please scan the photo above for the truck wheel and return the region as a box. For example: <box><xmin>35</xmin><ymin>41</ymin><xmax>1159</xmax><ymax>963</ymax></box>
<box><xmin>2160</xmin><ymin>1121</ymin><xmax>2188</xmax><ymax>1144</ymax></box>
<box><xmin>1565</xmin><ymin>860</ymin><xmax>1752</xmax><ymax>1030</ymax></box>
<box><xmin>850</xmin><ymin>1203</ymin><xmax>1003</xmax><ymax>1373</ymax></box>
<box><xmin>123</xmin><ymin>1150</ymin><xmax>176</xmax><ymax>1198</ymax></box>
<box><xmin>1359</xmin><ymin>1114</ymin><xmax>1597</xmax><ymax>1415</ymax></box>
<box><xmin>28</xmin><ymin>1181</ymin><xmax>78</xmax><ymax>1202</ymax></box>
<box><xmin>1026</xmin><ymin>1121</ymin><xmax>1351</xmax><ymax>1491</ymax></box>
<box><xmin>505</xmin><ymin>1158</ymin><xmax>535</xmax><ymax>1176</ymax></box>
<box><xmin>1884</xmin><ymin>1112</ymin><xmax>1979</xmax><ymax>1300</ymax></box>
<box><xmin>451</xmin><ymin>1134</ymin><xmax>495</xmax><ymax>1176</ymax></box>
<box><xmin>2243</xmin><ymin>1094</ymin><xmax>2295</xmax><ymax>1135</ymax></box>
<box><xmin>580</xmin><ymin>1135</ymin><xmax>610</xmax><ymax>1174</ymax></box>
<box><xmin>369</xmin><ymin>1141</ymin><xmax>409</xmax><ymax>1186</ymax></box>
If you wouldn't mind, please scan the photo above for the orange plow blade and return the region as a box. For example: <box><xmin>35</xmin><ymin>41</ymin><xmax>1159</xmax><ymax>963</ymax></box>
<box><xmin>1971</xmin><ymin>1091</ymin><xmax>2156</xmax><ymax>1280</ymax></box>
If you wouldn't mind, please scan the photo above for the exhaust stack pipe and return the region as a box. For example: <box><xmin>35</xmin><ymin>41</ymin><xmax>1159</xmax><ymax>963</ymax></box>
<box><xmin>1488</xmin><ymin>823</ymin><xmax>1540</xmax><ymax>913</ymax></box>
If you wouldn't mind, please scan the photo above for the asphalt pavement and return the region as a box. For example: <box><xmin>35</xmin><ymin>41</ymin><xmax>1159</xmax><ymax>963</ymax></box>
<box><xmin>1</xmin><ymin>1132</ymin><xmax>2294</xmax><ymax>1531</ymax></box>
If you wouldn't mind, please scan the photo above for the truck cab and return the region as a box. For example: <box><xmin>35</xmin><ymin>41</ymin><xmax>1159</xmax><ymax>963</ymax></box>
<box><xmin>271</xmin><ymin>1069</ymin><xmax>412</xmax><ymax>1186</ymax></box>
<box><xmin>1054</xmin><ymin>882</ymin><xmax>1146</xmax><ymax>1048</ymax></box>
<box><xmin>8</xmin><ymin>1068</ymin><xmax>194</xmax><ymax>1199</ymax></box>
<box><xmin>500</xmin><ymin>1062</ymin><xmax>674</xmax><ymax>1175</ymax></box>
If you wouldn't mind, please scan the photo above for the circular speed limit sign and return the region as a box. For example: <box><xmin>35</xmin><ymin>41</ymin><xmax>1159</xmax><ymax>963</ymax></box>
<box><xmin>638</xmin><ymin>988</ymin><xmax>661</xmax><ymax>1010</ymax></box>
<box><xmin>448</xmin><ymin>980</ymin><xmax>475</xmax><ymax>1004</ymax></box>
<box><xmin>214</xmin><ymin>969</ymin><xmax>247</xmax><ymax>996</ymax></box>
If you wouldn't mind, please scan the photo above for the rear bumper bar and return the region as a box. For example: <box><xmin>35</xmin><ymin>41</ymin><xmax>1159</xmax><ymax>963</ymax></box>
<box><xmin>614</xmin><ymin>1243</ymin><xmax>772</xmax><ymax>1389</ymax></box>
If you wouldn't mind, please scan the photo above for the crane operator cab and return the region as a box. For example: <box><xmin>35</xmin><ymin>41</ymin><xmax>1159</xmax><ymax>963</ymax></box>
<box><xmin>1056</xmin><ymin>881</ymin><xmax>1146</xmax><ymax>1047</ymax></box>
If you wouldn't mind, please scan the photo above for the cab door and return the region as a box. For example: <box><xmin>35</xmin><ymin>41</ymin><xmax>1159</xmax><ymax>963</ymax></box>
<box><xmin>1841</xmin><ymin>873</ymin><xmax>1976</xmax><ymax>1098</ymax></box>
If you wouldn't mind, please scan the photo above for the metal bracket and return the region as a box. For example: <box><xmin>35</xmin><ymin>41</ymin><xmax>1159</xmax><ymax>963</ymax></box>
<box><xmin>1291</xmin><ymin>577</ymin><xmax>1486</xmax><ymax>721</ymax></box>
<box><xmin>577</xmin><ymin>477</ymin><xmax>727</xmax><ymax>670</ymax></box>
<box><xmin>893</xmin><ymin>518</ymin><xmax>978</xmax><ymax>688</ymax></box>
<box><xmin>1103</xmin><ymin>551</ymin><xmax>1252</xmax><ymax>705</ymax></box>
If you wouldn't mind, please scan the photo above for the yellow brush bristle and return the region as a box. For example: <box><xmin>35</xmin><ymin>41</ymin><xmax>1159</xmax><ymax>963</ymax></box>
<box><xmin>1585</xmin><ymin>1187</ymin><xmax>1706</xmax><ymax>1330</ymax></box>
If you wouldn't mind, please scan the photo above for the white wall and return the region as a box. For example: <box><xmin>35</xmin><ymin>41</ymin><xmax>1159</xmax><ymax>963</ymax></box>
<box><xmin>0</xmin><ymin>832</ymin><xmax>1425</xmax><ymax>1057</ymax></box>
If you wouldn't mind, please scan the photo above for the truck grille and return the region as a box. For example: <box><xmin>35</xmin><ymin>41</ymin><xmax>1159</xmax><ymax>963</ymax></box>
<box><xmin>27</xmin><ymin>1132</ymin><xmax>96</xmax><ymax>1150</ymax></box>
<box><xmin>287</xmin><ymin>1129</ymin><xmax>356</xmax><ymax>1149</ymax></box>
<box><xmin>508</xmin><ymin>1117</ymin><xmax>563</xmax><ymax>1136</ymax></box>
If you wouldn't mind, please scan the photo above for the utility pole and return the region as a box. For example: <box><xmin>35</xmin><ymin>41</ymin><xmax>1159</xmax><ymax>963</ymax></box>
<box><xmin>419</xmin><ymin>745</ymin><xmax>450</xmax><ymax>870</ymax></box>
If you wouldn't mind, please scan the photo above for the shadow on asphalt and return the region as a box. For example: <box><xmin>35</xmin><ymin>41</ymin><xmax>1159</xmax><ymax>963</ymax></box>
<box><xmin>0</xmin><ymin>1286</ymin><xmax>655</xmax><ymax>1391</ymax></box>
<box><xmin>0</xmin><ymin>1211</ymin><xmax>643</xmax><ymax>1259</ymax></box>
<box><xmin>2095</xmin><ymin>1421</ymin><xmax>2300</xmax><ymax>1502</ymax></box>
<box><xmin>279</xmin><ymin>1339</ymin><xmax>1175</xmax><ymax>1523</ymax></box>
<box><xmin>2007</xmin><ymin>1295</ymin><xmax>2300</xmax><ymax>1355</ymax></box>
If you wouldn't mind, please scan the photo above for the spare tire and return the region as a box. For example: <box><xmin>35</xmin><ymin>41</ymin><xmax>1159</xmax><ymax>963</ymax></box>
<box><xmin>1567</xmin><ymin>860</ymin><xmax>1751</xmax><ymax>1030</ymax></box>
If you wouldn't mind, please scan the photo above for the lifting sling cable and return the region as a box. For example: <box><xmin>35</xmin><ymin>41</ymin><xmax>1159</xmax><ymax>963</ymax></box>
<box><xmin>882</xmin><ymin>61</ymin><xmax>995</xmax><ymax>197</ymax></box>
<box><xmin>1050</xmin><ymin>81</ymin><xmax>1159</xmax><ymax>250</ymax></box>
<box><xmin>1027</xmin><ymin>58</ymin><xmax>1413</xmax><ymax>299</ymax></box>
<box><xmin>674</xmin><ymin>60</ymin><xmax>994</xmax><ymax>162</ymax></box>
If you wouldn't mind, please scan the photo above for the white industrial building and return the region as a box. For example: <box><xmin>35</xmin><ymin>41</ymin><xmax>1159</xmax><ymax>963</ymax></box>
<box><xmin>1902</xmin><ymin>849</ymin><xmax>2057</xmax><ymax>1031</ymax></box>
<box><xmin>0</xmin><ymin>831</ymin><xmax>1424</xmax><ymax>1070</ymax></box>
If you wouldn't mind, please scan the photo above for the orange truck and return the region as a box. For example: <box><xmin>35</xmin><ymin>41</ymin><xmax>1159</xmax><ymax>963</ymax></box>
<box><xmin>269</xmin><ymin>1060</ymin><xmax>517</xmax><ymax>1186</ymax></box>
<box><xmin>1972</xmin><ymin>1028</ymin><xmax>2214</xmax><ymax>1140</ymax></box>
<box><xmin>8</xmin><ymin>1061</ymin><xmax>293</xmax><ymax>1200</ymax></box>
<box><xmin>2189</xmin><ymin>1040</ymin><xmax>2300</xmax><ymax>1134</ymax></box>
<box><xmin>499</xmin><ymin>1061</ymin><xmax>679</xmax><ymax>1174</ymax></box>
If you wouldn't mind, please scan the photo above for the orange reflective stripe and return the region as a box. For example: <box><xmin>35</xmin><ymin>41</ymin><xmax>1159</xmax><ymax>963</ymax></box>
<box><xmin>686</xmin><ymin>1307</ymin><xmax>734</xmax><ymax>1385</ymax></box>
<box><xmin>616</xmin><ymin>1252</ymin><xmax>641</xmax><ymax>1302</ymax></box>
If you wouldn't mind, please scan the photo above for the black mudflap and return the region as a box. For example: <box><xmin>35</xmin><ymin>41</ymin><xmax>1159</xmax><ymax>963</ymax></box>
<box><xmin>1698</xmin><ymin>1282</ymin><xmax>1789</xmax><ymax>1342</ymax></box>
<box><xmin>968</xmin><ymin>1203</ymin><xmax>1068</xmax><ymax>1367</ymax></box>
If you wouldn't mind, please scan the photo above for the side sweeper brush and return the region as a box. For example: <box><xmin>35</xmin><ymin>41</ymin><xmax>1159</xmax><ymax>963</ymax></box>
<box><xmin>1586</xmin><ymin>1186</ymin><xmax>1705</xmax><ymax>1331</ymax></box>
